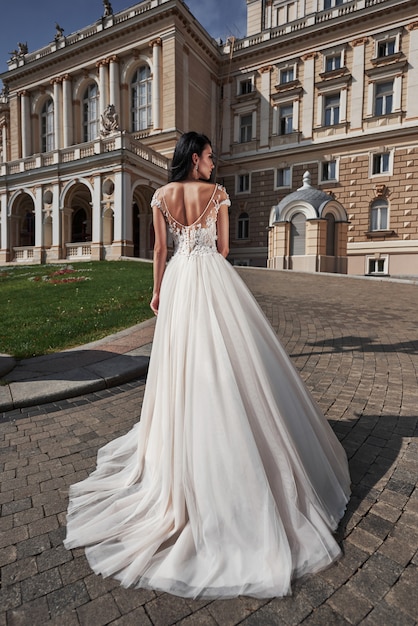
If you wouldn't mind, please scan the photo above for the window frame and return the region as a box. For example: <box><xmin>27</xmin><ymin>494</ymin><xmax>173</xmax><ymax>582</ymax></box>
<box><xmin>239</xmin><ymin>114</ymin><xmax>253</xmax><ymax>143</ymax></box>
<box><xmin>366</xmin><ymin>255</ymin><xmax>388</xmax><ymax>275</ymax></box>
<box><xmin>374</xmin><ymin>80</ymin><xmax>393</xmax><ymax>116</ymax></box>
<box><xmin>323</xmin><ymin>92</ymin><xmax>340</xmax><ymax>126</ymax></box>
<box><xmin>131</xmin><ymin>65</ymin><xmax>152</xmax><ymax>132</ymax></box>
<box><xmin>236</xmin><ymin>173</ymin><xmax>251</xmax><ymax>194</ymax></box>
<box><xmin>321</xmin><ymin>159</ymin><xmax>338</xmax><ymax>182</ymax></box>
<box><xmin>41</xmin><ymin>98</ymin><xmax>54</xmax><ymax>153</ymax></box>
<box><xmin>370</xmin><ymin>199</ymin><xmax>389</xmax><ymax>231</ymax></box>
<box><xmin>371</xmin><ymin>151</ymin><xmax>392</xmax><ymax>176</ymax></box>
<box><xmin>275</xmin><ymin>166</ymin><xmax>292</xmax><ymax>189</ymax></box>
<box><xmin>82</xmin><ymin>82</ymin><xmax>100</xmax><ymax>142</ymax></box>
<box><xmin>237</xmin><ymin>212</ymin><xmax>250</xmax><ymax>239</ymax></box>
<box><xmin>279</xmin><ymin>104</ymin><xmax>293</xmax><ymax>135</ymax></box>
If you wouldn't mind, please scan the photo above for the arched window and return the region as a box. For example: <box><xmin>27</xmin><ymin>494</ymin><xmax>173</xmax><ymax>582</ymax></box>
<box><xmin>83</xmin><ymin>83</ymin><xmax>99</xmax><ymax>142</ymax></box>
<box><xmin>131</xmin><ymin>66</ymin><xmax>152</xmax><ymax>131</ymax></box>
<box><xmin>290</xmin><ymin>212</ymin><xmax>306</xmax><ymax>256</ymax></box>
<box><xmin>325</xmin><ymin>213</ymin><xmax>336</xmax><ymax>256</ymax></box>
<box><xmin>370</xmin><ymin>199</ymin><xmax>388</xmax><ymax>231</ymax></box>
<box><xmin>41</xmin><ymin>99</ymin><xmax>54</xmax><ymax>152</ymax></box>
<box><xmin>237</xmin><ymin>212</ymin><xmax>249</xmax><ymax>239</ymax></box>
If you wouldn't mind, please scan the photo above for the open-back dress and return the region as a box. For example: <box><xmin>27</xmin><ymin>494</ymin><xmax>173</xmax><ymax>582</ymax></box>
<box><xmin>64</xmin><ymin>182</ymin><xmax>350</xmax><ymax>599</ymax></box>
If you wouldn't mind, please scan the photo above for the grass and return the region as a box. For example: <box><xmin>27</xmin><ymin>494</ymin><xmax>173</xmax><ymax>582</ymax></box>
<box><xmin>0</xmin><ymin>261</ymin><xmax>154</xmax><ymax>359</ymax></box>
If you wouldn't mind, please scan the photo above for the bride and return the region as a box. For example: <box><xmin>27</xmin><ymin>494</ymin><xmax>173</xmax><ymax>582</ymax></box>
<box><xmin>64</xmin><ymin>131</ymin><xmax>350</xmax><ymax>599</ymax></box>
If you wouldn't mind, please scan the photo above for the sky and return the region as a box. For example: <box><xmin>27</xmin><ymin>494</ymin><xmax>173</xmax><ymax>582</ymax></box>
<box><xmin>0</xmin><ymin>0</ymin><xmax>247</xmax><ymax>81</ymax></box>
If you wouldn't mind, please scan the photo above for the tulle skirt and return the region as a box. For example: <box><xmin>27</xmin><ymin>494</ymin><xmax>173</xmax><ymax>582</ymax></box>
<box><xmin>64</xmin><ymin>252</ymin><xmax>350</xmax><ymax>598</ymax></box>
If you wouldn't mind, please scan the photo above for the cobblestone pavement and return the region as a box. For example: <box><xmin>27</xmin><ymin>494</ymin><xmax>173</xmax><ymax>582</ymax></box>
<box><xmin>1</xmin><ymin>268</ymin><xmax>418</xmax><ymax>626</ymax></box>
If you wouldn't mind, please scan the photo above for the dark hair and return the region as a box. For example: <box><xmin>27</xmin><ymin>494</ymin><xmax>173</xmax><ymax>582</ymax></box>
<box><xmin>169</xmin><ymin>131</ymin><xmax>212</xmax><ymax>182</ymax></box>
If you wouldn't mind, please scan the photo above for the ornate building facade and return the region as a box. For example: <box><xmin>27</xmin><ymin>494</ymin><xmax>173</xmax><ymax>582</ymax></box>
<box><xmin>0</xmin><ymin>0</ymin><xmax>417</xmax><ymax>276</ymax></box>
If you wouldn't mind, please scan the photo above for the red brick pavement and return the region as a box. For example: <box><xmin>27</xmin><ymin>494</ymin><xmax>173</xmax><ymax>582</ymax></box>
<box><xmin>1</xmin><ymin>268</ymin><xmax>417</xmax><ymax>625</ymax></box>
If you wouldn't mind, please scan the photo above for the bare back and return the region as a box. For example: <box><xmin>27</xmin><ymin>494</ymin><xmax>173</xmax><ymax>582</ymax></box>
<box><xmin>159</xmin><ymin>181</ymin><xmax>219</xmax><ymax>227</ymax></box>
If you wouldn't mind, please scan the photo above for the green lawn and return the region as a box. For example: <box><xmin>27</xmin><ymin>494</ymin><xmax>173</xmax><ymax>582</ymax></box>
<box><xmin>0</xmin><ymin>261</ymin><xmax>154</xmax><ymax>359</ymax></box>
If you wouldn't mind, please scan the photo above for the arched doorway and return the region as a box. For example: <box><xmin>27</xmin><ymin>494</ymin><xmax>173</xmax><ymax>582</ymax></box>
<box><xmin>325</xmin><ymin>213</ymin><xmax>336</xmax><ymax>256</ymax></box>
<box><xmin>290</xmin><ymin>212</ymin><xmax>306</xmax><ymax>256</ymax></box>
<box><xmin>9</xmin><ymin>193</ymin><xmax>36</xmax><ymax>254</ymax></box>
<box><xmin>72</xmin><ymin>208</ymin><xmax>90</xmax><ymax>242</ymax></box>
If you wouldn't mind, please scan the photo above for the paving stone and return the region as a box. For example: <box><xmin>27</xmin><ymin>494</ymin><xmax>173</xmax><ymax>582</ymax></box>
<box><xmin>77</xmin><ymin>593</ymin><xmax>121</xmax><ymax>626</ymax></box>
<box><xmin>361</xmin><ymin>600</ymin><xmax>416</xmax><ymax>626</ymax></box>
<box><xmin>145</xmin><ymin>593</ymin><xmax>193</xmax><ymax>626</ymax></box>
<box><xmin>47</xmin><ymin>579</ymin><xmax>90</xmax><ymax>616</ymax></box>
<box><xmin>0</xmin><ymin>545</ymin><xmax>17</xmax><ymax>568</ymax></box>
<box><xmin>111</xmin><ymin>585</ymin><xmax>156</xmax><ymax>613</ymax></box>
<box><xmin>1</xmin><ymin>556</ymin><xmax>38</xmax><ymax>586</ymax></box>
<box><xmin>1</xmin><ymin>497</ymin><xmax>32</xmax><ymax>516</ymax></box>
<box><xmin>20</xmin><ymin>567</ymin><xmax>62</xmax><ymax>603</ymax></box>
<box><xmin>297</xmin><ymin>604</ymin><xmax>351</xmax><ymax>625</ymax></box>
<box><xmin>384</xmin><ymin>564</ymin><xmax>418</xmax><ymax>621</ymax></box>
<box><xmin>207</xmin><ymin>597</ymin><xmax>269</xmax><ymax>626</ymax></box>
<box><xmin>36</xmin><ymin>544</ymin><xmax>73</xmax><ymax>572</ymax></box>
<box><xmin>0</xmin><ymin>583</ymin><xmax>21</xmax><ymax>613</ymax></box>
<box><xmin>59</xmin><ymin>555</ymin><xmax>93</xmax><ymax>585</ymax></box>
<box><xmin>16</xmin><ymin>534</ymin><xmax>51</xmax><ymax>559</ymax></box>
<box><xmin>109</xmin><ymin>606</ymin><xmax>153</xmax><ymax>625</ymax></box>
<box><xmin>6</xmin><ymin>596</ymin><xmax>50</xmax><ymax>626</ymax></box>
<box><xmin>327</xmin><ymin>584</ymin><xmax>374</xmax><ymax>623</ymax></box>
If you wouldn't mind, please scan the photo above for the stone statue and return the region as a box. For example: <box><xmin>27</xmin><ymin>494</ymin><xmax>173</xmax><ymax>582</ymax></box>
<box><xmin>103</xmin><ymin>0</ymin><xmax>113</xmax><ymax>16</ymax></box>
<box><xmin>100</xmin><ymin>104</ymin><xmax>119</xmax><ymax>136</ymax></box>
<box><xmin>18</xmin><ymin>42</ymin><xmax>28</xmax><ymax>55</ymax></box>
<box><xmin>55</xmin><ymin>23</ymin><xmax>65</xmax><ymax>41</ymax></box>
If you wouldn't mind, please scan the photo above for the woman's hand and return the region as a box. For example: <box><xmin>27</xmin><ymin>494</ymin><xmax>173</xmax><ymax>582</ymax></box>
<box><xmin>150</xmin><ymin>293</ymin><xmax>159</xmax><ymax>316</ymax></box>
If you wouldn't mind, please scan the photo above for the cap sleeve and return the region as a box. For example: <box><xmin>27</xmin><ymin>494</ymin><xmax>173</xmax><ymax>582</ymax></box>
<box><xmin>215</xmin><ymin>184</ymin><xmax>231</xmax><ymax>210</ymax></box>
<box><xmin>151</xmin><ymin>189</ymin><xmax>162</xmax><ymax>210</ymax></box>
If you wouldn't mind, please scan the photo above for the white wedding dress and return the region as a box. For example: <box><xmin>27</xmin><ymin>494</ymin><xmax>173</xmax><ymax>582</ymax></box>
<box><xmin>64</xmin><ymin>183</ymin><xmax>350</xmax><ymax>599</ymax></box>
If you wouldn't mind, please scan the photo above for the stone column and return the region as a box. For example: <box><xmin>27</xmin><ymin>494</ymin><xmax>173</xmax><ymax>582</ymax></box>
<box><xmin>62</xmin><ymin>74</ymin><xmax>73</xmax><ymax>148</ymax></box>
<box><xmin>19</xmin><ymin>90</ymin><xmax>31</xmax><ymax>157</ymax></box>
<box><xmin>259</xmin><ymin>65</ymin><xmax>272</xmax><ymax>147</ymax></box>
<box><xmin>1</xmin><ymin>122</ymin><xmax>7</xmax><ymax>163</ymax></box>
<box><xmin>351</xmin><ymin>38</ymin><xmax>367</xmax><ymax>130</ymax></box>
<box><xmin>301</xmin><ymin>53</ymin><xmax>316</xmax><ymax>139</ymax></box>
<box><xmin>221</xmin><ymin>80</ymin><xmax>232</xmax><ymax>153</ymax></box>
<box><xmin>108</xmin><ymin>56</ymin><xmax>120</xmax><ymax>120</ymax></box>
<box><xmin>406</xmin><ymin>22</ymin><xmax>418</xmax><ymax>119</ymax></box>
<box><xmin>150</xmin><ymin>39</ymin><xmax>162</xmax><ymax>130</ymax></box>
<box><xmin>97</xmin><ymin>59</ymin><xmax>109</xmax><ymax>119</ymax></box>
<box><xmin>51</xmin><ymin>78</ymin><xmax>62</xmax><ymax>150</ymax></box>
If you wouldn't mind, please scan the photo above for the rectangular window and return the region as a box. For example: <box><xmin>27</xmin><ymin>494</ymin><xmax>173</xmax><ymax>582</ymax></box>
<box><xmin>370</xmin><ymin>205</ymin><xmax>388</xmax><ymax>230</ymax></box>
<box><xmin>280</xmin><ymin>68</ymin><xmax>294</xmax><ymax>84</ymax></box>
<box><xmin>240</xmin><ymin>114</ymin><xmax>253</xmax><ymax>143</ymax></box>
<box><xmin>324</xmin><ymin>93</ymin><xmax>340</xmax><ymax>126</ymax></box>
<box><xmin>322</xmin><ymin>160</ymin><xmax>337</xmax><ymax>181</ymax></box>
<box><xmin>239</xmin><ymin>79</ymin><xmax>252</xmax><ymax>95</ymax></box>
<box><xmin>372</xmin><ymin>153</ymin><xmax>390</xmax><ymax>175</ymax></box>
<box><xmin>325</xmin><ymin>54</ymin><xmax>341</xmax><ymax>72</ymax></box>
<box><xmin>276</xmin><ymin>167</ymin><xmax>291</xmax><ymax>187</ymax></box>
<box><xmin>375</xmin><ymin>81</ymin><xmax>393</xmax><ymax>116</ymax></box>
<box><xmin>279</xmin><ymin>105</ymin><xmax>293</xmax><ymax>134</ymax></box>
<box><xmin>368</xmin><ymin>258</ymin><xmax>387</xmax><ymax>274</ymax></box>
<box><xmin>378</xmin><ymin>39</ymin><xmax>396</xmax><ymax>57</ymax></box>
<box><xmin>238</xmin><ymin>174</ymin><xmax>250</xmax><ymax>193</ymax></box>
<box><xmin>276</xmin><ymin>2</ymin><xmax>297</xmax><ymax>25</ymax></box>
<box><xmin>324</xmin><ymin>0</ymin><xmax>344</xmax><ymax>8</ymax></box>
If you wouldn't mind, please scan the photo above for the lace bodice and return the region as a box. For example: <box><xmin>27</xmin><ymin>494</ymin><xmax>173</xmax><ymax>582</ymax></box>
<box><xmin>151</xmin><ymin>184</ymin><xmax>230</xmax><ymax>257</ymax></box>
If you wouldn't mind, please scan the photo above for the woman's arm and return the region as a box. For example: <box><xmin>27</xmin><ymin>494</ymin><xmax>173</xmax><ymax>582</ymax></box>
<box><xmin>216</xmin><ymin>200</ymin><xmax>230</xmax><ymax>258</ymax></box>
<box><xmin>150</xmin><ymin>202</ymin><xmax>167</xmax><ymax>315</ymax></box>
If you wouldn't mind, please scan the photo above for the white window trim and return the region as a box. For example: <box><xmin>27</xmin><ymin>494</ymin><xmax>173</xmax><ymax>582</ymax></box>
<box><xmin>373</xmin><ymin>29</ymin><xmax>401</xmax><ymax>58</ymax></box>
<box><xmin>369</xmin><ymin>149</ymin><xmax>394</xmax><ymax>177</ymax></box>
<box><xmin>317</xmin><ymin>89</ymin><xmax>347</xmax><ymax>126</ymax></box>
<box><xmin>272</xmin><ymin>98</ymin><xmax>299</xmax><ymax>134</ymax></box>
<box><xmin>237</xmin><ymin>74</ymin><xmax>256</xmax><ymax>96</ymax></box>
<box><xmin>322</xmin><ymin>45</ymin><xmax>346</xmax><ymax>72</ymax></box>
<box><xmin>367</xmin><ymin>71</ymin><xmax>402</xmax><ymax>117</ymax></box>
<box><xmin>236</xmin><ymin>173</ymin><xmax>251</xmax><ymax>194</ymax></box>
<box><xmin>234</xmin><ymin>109</ymin><xmax>257</xmax><ymax>143</ymax></box>
<box><xmin>274</xmin><ymin>166</ymin><xmax>292</xmax><ymax>189</ymax></box>
<box><xmin>277</xmin><ymin>61</ymin><xmax>298</xmax><ymax>84</ymax></box>
<box><xmin>366</xmin><ymin>254</ymin><xmax>389</xmax><ymax>275</ymax></box>
<box><xmin>320</xmin><ymin>158</ymin><xmax>339</xmax><ymax>183</ymax></box>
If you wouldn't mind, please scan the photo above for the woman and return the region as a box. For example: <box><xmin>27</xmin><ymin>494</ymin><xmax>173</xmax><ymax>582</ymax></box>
<box><xmin>64</xmin><ymin>131</ymin><xmax>350</xmax><ymax>599</ymax></box>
